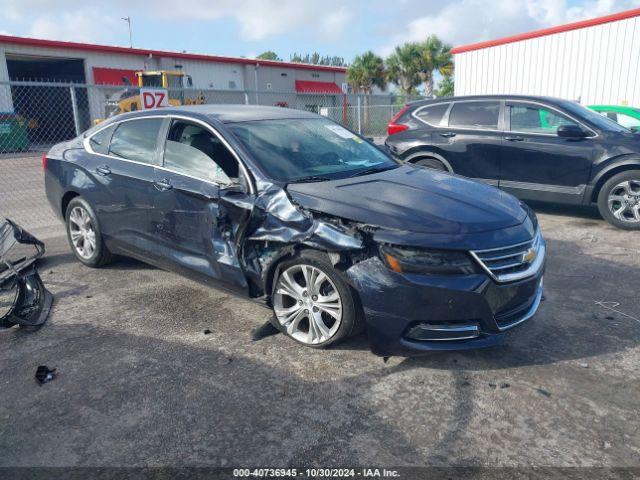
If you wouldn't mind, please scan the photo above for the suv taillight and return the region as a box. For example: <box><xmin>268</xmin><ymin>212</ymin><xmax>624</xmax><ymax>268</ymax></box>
<box><xmin>42</xmin><ymin>153</ymin><xmax>47</xmax><ymax>170</ymax></box>
<box><xmin>387</xmin><ymin>106</ymin><xmax>410</xmax><ymax>136</ymax></box>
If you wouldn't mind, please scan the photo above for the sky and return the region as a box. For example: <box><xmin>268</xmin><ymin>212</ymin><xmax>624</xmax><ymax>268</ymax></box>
<box><xmin>0</xmin><ymin>0</ymin><xmax>639</xmax><ymax>63</ymax></box>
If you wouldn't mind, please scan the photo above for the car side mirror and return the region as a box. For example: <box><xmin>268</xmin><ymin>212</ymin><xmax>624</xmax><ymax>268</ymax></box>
<box><xmin>557</xmin><ymin>124</ymin><xmax>590</xmax><ymax>138</ymax></box>
<box><xmin>630</xmin><ymin>126</ymin><xmax>639</xmax><ymax>133</ymax></box>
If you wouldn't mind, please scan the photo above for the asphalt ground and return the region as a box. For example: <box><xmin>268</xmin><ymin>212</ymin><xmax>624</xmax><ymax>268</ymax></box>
<box><xmin>1</xmin><ymin>155</ymin><xmax>639</xmax><ymax>470</ymax></box>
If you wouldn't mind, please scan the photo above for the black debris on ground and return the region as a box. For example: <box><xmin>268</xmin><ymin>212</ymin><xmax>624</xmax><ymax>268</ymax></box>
<box><xmin>35</xmin><ymin>366</ymin><xmax>56</xmax><ymax>385</ymax></box>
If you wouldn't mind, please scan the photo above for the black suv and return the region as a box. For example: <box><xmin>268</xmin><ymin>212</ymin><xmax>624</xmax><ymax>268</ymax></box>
<box><xmin>386</xmin><ymin>95</ymin><xmax>640</xmax><ymax>230</ymax></box>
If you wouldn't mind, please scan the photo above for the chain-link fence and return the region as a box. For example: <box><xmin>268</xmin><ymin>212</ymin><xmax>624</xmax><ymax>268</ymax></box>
<box><xmin>0</xmin><ymin>80</ymin><xmax>423</xmax><ymax>157</ymax></box>
<box><xmin>0</xmin><ymin>79</ymin><xmax>422</xmax><ymax>236</ymax></box>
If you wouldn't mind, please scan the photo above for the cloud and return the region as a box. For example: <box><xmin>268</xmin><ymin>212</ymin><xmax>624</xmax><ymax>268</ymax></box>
<box><xmin>379</xmin><ymin>0</ymin><xmax>640</xmax><ymax>53</ymax></box>
<box><xmin>5</xmin><ymin>0</ymin><xmax>355</xmax><ymax>43</ymax></box>
<box><xmin>26</xmin><ymin>9</ymin><xmax>125</xmax><ymax>44</ymax></box>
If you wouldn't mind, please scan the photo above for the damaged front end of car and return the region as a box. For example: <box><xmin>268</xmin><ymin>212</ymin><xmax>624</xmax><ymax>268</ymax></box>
<box><xmin>212</xmin><ymin>172</ymin><xmax>544</xmax><ymax>357</ymax></box>
<box><xmin>0</xmin><ymin>219</ymin><xmax>53</xmax><ymax>328</ymax></box>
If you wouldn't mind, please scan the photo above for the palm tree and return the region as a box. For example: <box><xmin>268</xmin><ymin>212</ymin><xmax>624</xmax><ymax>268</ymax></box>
<box><xmin>386</xmin><ymin>43</ymin><xmax>422</xmax><ymax>95</ymax></box>
<box><xmin>418</xmin><ymin>35</ymin><xmax>454</xmax><ymax>96</ymax></box>
<box><xmin>347</xmin><ymin>51</ymin><xmax>386</xmax><ymax>131</ymax></box>
<box><xmin>347</xmin><ymin>51</ymin><xmax>386</xmax><ymax>95</ymax></box>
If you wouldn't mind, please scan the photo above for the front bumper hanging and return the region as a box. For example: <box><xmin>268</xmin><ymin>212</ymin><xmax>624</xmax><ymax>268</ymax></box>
<box><xmin>0</xmin><ymin>219</ymin><xmax>53</xmax><ymax>328</ymax></box>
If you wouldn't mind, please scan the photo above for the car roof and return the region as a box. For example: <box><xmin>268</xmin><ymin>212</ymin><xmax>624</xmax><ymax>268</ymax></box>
<box><xmin>407</xmin><ymin>95</ymin><xmax>577</xmax><ymax>108</ymax></box>
<box><xmin>113</xmin><ymin>104</ymin><xmax>321</xmax><ymax>124</ymax></box>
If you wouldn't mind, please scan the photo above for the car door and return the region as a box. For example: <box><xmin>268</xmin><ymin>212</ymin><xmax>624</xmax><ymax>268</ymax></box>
<box><xmin>431</xmin><ymin>100</ymin><xmax>503</xmax><ymax>185</ymax></box>
<box><xmin>151</xmin><ymin>118</ymin><xmax>248</xmax><ymax>293</ymax></box>
<box><xmin>500</xmin><ymin>101</ymin><xmax>595</xmax><ymax>204</ymax></box>
<box><xmin>84</xmin><ymin>117</ymin><xmax>164</xmax><ymax>258</ymax></box>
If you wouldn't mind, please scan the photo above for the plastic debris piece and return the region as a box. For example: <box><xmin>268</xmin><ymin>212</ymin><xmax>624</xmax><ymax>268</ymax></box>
<box><xmin>536</xmin><ymin>388</ymin><xmax>552</xmax><ymax>398</ymax></box>
<box><xmin>0</xmin><ymin>219</ymin><xmax>53</xmax><ymax>328</ymax></box>
<box><xmin>35</xmin><ymin>366</ymin><xmax>56</xmax><ymax>385</ymax></box>
<box><xmin>250</xmin><ymin>320</ymin><xmax>279</xmax><ymax>341</ymax></box>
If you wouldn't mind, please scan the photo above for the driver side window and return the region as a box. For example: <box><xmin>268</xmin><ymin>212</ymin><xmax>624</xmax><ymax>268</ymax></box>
<box><xmin>510</xmin><ymin>104</ymin><xmax>578</xmax><ymax>135</ymax></box>
<box><xmin>163</xmin><ymin>120</ymin><xmax>240</xmax><ymax>184</ymax></box>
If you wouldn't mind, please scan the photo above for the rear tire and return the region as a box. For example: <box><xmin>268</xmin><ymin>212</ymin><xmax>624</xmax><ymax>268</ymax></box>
<box><xmin>597</xmin><ymin>170</ymin><xmax>640</xmax><ymax>230</ymax></box>
<box><xmin>270</xmin><ymin>250</ymin><xmax>362</xmax><ymax>348</ymax></box>
<box><xmin>414</xmin><ymin>157</ymin><xmax>448</xmax><ymax>171</ymax></box>
<box><xmin>65</xmin><ymin>197</ymin><xmax>113</xmax><ymax>267</ymax></box>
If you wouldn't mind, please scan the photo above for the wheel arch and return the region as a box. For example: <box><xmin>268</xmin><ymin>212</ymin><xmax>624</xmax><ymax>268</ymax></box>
<box><xmin>590</xmin><ymin>160</ymin><xmax>640</xmax><ymax>203</ymax></box>
<box><xmin>402</xmin><ymin>150</ymin><xmax>453</xmax><ymax>172</ymax></box>
<box><xmin>61</xmin><ymin>190</ymin><xmax>81</xmax><ymax>218</ymax></box>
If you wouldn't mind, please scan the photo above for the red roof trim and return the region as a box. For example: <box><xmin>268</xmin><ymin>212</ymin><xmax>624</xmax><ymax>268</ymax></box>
<box><xmin>0</xmin><ymin>34</ymin><xmax>347</xmax><ymax>73</ymax></box>
<box><xmin>295</xmin><ymin>80</ymin><xmax>342</xmax><ymax>93</ymax></box>
<box><xmin>451</xmin><ymin>7</ymin><xmax>640</xmax><ymax>54</ymax></box>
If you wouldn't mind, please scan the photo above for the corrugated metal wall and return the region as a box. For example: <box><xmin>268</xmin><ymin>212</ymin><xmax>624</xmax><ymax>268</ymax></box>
<box><xmin>454</xmin><ymin>15</ymin><xmax>640</xmax><ymax>106</ymax></box>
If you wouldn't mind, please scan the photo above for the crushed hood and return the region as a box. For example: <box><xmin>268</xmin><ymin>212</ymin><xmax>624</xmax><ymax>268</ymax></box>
<box><xmin>286</xmin><ymin>165</ymin><xmax>526</xmax><ymax>235</ymax></box>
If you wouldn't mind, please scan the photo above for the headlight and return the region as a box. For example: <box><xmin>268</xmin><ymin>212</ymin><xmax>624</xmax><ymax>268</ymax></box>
<box><xmin>379</xmin><ymin>244</ymin><xmax>478</xmax><ymax>275</ymax></box>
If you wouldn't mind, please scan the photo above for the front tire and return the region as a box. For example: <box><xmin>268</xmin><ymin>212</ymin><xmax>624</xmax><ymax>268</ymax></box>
<box><xmin>597</xmin><ymin>171</ymin><xmax>640</xmax><ymax>230</ymax></box>
<box><xmin>65</xmin><ymin>197</ymin><xmax>113</xmax><ymax>267</ymax></box>
<box><xmin>271</xmin><ymin>251</ymin><xmax>361</xmax><ymax>348</ymax></box>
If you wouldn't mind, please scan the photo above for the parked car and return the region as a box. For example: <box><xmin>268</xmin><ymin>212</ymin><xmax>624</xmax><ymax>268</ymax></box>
<box><xmin>386</xmin><ymin>95</ymin><xmax>640</xmax><ymax>230</ymax></box>
<box><xmin>589</xmin><ymin>105</ymin><xmax>640</xmax><ymax>132</ymax></box>
<box><xmin>44</xmin><ymin>105</ymin><xmax>545</xmax><ymax>356</ymax></box>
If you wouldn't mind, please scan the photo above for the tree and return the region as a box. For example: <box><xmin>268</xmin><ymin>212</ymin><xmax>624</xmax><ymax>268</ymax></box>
<box><xmin>347</xmin><ymin>51</ymin><xmax>386</xmax><ymax>95</ymax></box>
<box><xmin>347</xmin><ymin>51</ymin><xmax>386</xmax><ymax>131</ymax></box>
<box><xmin>417</xmin><ymin>35</ymin><xmax>453</xmax><ymax>96</ymax></box>
<box><xmin>435</xmin><ymin>75</ymin><xmax>454</xmax><ymax>97</ymax></box>
<box><xmin>257</xmin><ymin>51</ymin><xmax>282</xmax><ymax>61</ymax></box>
<box><xmin>385</xmin><ymin>35</ymin><xmax>454</xmax><ymax>96</ymax></box>
<box><xmin>386</xmin><ymin>43</ymin><xmax>423</xmax><ymax>95</ymax></box>
<box><xmin>290</xmin><ymin>52</ymin><xmax>346</xmax><ymax>66</ymax></box>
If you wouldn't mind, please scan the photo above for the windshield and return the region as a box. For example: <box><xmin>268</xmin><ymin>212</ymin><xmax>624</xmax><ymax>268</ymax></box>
<box><xmin>560</xmin><ymin>101</ymin><xmax>630</xmax><ymax>133</ymax></box>
<box><xmin>228</xmin><ymin>118</ymin><xmax>398</xmax><ymax>182</ymax></box>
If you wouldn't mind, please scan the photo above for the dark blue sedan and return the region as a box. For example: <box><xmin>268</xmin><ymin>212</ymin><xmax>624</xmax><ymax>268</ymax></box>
<box><xmin>44</xmin><ymin>105</ymin><xmax>545</xmax><ymax>356</ymax></box>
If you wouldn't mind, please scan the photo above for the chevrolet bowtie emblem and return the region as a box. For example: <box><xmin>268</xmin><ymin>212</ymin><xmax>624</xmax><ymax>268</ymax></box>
<box><xmin>522</xmin><ymin>247</ymin><xmax>537</xmax><ymax>263</ymax></box>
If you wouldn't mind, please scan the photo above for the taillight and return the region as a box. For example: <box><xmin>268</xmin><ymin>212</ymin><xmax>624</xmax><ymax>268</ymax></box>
<box><xmin>387</xmin><ymin>105</ymin><xmax>410</xmax><ymax>136</ymax></box>
<box><xmin>42</xmin><ymin>153</ymin><xmax>47</xmax><ymax>170</ymax></box>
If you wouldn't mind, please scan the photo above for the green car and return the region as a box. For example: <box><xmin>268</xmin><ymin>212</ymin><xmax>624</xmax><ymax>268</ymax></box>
<box><xmin>588</xmin><ymin>105</ymin><xmax>640</xmax><ymax>132</ymax></box>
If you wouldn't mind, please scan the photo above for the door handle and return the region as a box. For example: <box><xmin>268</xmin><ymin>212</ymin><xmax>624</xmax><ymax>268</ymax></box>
<box><xmin>440</xmin><ymin>131</ymin><xmax>456</xmax><ymax>138</ymax></box>
<box><xmin>154</xmin><ymin>178</ymin><xmax>173</xmax><ymax>191</ymax></box>
<box><xmin>505</xmin><ymin>135</ymin><xmax>524</xmax><ymax>142</ymax></box>
<box><xmin>95</xmin><ymin>165</ymin><xmax>111</xmax><ymax>176</ymax></box>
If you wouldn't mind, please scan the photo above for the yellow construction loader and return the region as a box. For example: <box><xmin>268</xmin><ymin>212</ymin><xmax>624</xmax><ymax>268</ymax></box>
<box><xmin>97</xmin><ymin>70</ymin><xmax>205</xmax><ymax>123</ymax></box>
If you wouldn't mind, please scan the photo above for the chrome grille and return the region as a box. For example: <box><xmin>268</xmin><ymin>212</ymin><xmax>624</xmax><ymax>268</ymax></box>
<box><xmin>470</xmin><ymin>231</ymin><xmax>544</xmax><ymax>283</ymax></box>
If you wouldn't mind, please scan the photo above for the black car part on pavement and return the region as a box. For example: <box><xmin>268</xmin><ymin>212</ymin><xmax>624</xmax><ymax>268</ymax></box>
<box><xmin>0</xmin><ymin>218</ymin><xmax>53</xmax><ymax>328</ymax></box>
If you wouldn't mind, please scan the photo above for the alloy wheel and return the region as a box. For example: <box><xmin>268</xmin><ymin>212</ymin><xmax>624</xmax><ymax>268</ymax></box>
<box><xmin>69</xmin><ymin>206</ymin><xmax>97</xmax><ymax>259</ymax></box>
<box><xmin>273</xmin><ymin>264</ymin><xmax>343</xmax><ymax>345</ymax></box>
<box><xmin>607</xmin><ymin>180</ymin><xmax>640</xmax><ymax>223</ymax></box>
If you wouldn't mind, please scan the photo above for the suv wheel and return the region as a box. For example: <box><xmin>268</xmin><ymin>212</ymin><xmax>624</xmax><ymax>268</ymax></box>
<box><xmin>597</xmin><ymin>171</ymin><xmax>640</xmax><ymax>230</ymax></box>
<box><xmin>65</xmin><ymin>197</ymin><xmax>113</xmax><ymax>266</ymax></box>
<box><xmin>271</xmin><ymin>251</ymin><xmax>362</xmax><ymax>348</ymax></box>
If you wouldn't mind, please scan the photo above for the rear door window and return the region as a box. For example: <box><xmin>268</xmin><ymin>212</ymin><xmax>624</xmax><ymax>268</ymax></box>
<box><xmin>109</xmin><ymin>118</ymin><xmax>163</xmax><ymax>165</ymax></box>
<box><xmin>415</xmin><ymin>103</ymin><xmax>449</xmax><ymax>126</ymax></box>
<box><xmin>448</xmin><ymin>101</ymin><xmax>500</xmax><ymax>129</ymax></box>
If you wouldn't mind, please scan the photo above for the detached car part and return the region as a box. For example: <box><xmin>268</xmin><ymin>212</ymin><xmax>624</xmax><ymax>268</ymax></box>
<box><xmin>0</xmin><ymin>219</ymin><xmax>53</xmax><ymax>328</ymax></box>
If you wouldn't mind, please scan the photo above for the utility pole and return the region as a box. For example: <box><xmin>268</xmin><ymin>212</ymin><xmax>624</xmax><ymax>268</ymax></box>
<box><xmin>122</xmin><ymin>16</ymin><xmax>132</xmax><ymax>48</ymax></box>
